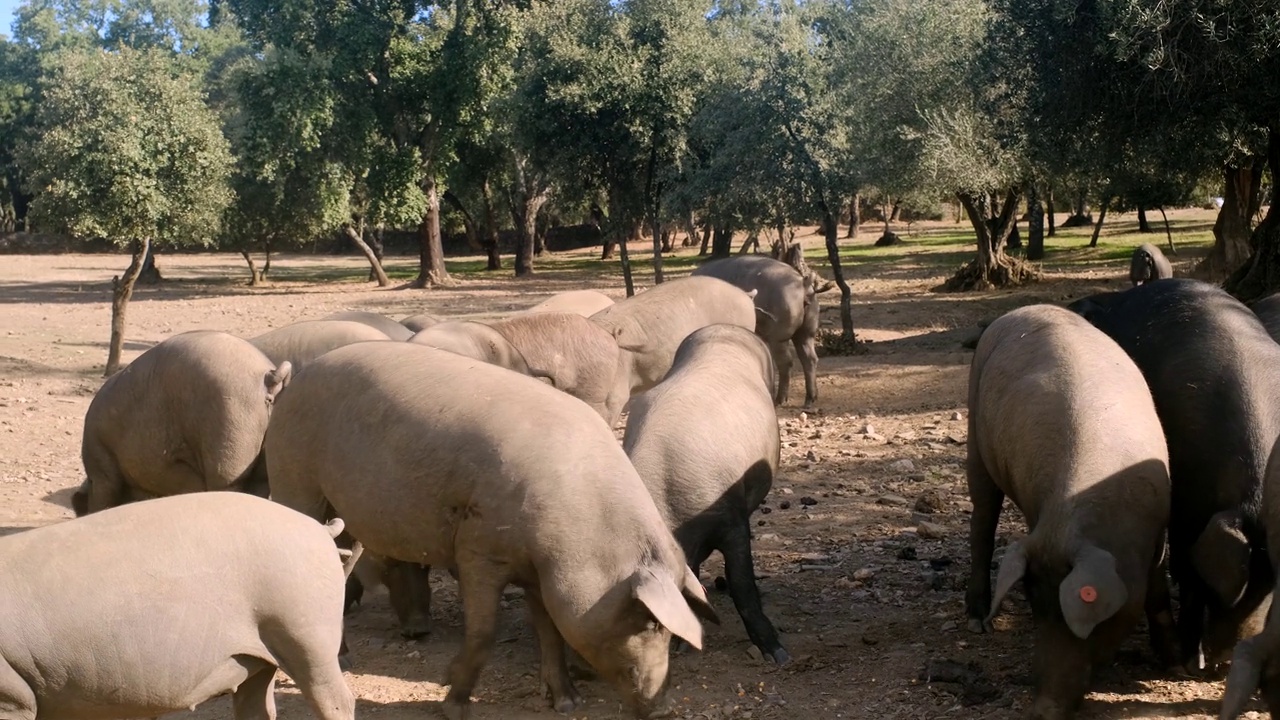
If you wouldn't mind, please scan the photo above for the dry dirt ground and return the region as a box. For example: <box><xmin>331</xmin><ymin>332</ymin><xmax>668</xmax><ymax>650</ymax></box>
<box><xmin>0</xmin><ymin>208</ymin><xmax>1261</xmax><ymax>719</ymax></box>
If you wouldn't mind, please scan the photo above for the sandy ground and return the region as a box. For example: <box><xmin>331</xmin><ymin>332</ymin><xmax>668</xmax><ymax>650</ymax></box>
<box><xmin>0</xmin><ymin>210</ymin><xmax>1259</xmax><ymax>719</ymax></box>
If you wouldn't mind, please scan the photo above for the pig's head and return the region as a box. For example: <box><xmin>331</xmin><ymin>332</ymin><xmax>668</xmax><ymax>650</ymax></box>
<box><xmin>1193</xmin><ymin>510</ymin><xmax>1272</xmax><ymax>668</ymax></box>
<box><xmin>987</xmin><ymin>539</ymin><xmax>1136</xmax><ymax>718</ymax></box>
<box><xmin>572</xmin><ymin>563</ymin><xmax>719</xmax><ymax>718</ymax></box>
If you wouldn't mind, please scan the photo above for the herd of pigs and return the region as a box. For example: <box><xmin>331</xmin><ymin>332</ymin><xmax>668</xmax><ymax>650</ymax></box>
<box><xmin>8</xmin><ymin>243</ymin><xmax>1280</xmax><ymax>720</ymax></box>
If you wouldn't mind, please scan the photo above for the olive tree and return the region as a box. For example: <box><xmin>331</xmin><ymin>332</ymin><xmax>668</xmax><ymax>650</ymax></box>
<box><xmin>19</xmin><ymin>47</ymin><xmax>232</xmax><ymax>375</ymax></box>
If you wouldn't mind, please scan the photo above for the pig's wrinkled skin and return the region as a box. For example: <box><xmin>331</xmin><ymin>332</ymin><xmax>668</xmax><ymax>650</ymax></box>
<box><xmin>0</xmin><ymin>493</ymin><xmax>355</xmax><ymax>720</ymax></box>
<box><xmin>75</xmin><ymin>331</ymin><xmax>290</xmax><ymax>516</ymax></box>
<box><xmin>691</xmin><ymin>256</ymin><xmax>826</xmax><ymax>407</ymax></box>
<box><xmin>525</xmin><ymin>289</ymin><xmax>615</xmax><ymax>317</ymax></box>
<box><xmin>408</xmin><ymin>321</ymin><xmax>539</xmax><ymax>377</ymax></box>
<box><xmin>399</xmin><ymin>313</ymin><xmax>442</xmax><ymax>333</ymax></box>
<box><xmin>1129</xmin><ymin>243</ymin><xmax>1173</xmax><ymax>286</ymax></box>
<box><xmin>967</xmin><ymin>305</ymin><xmax>1174</xmax><ymax>720</ymax></box>
<box><xmin>490</xmin><ymin>312</ymin><xmax>621</xmax><ymax>422</ymax></box>
<box><xmin>250</xmin><ymin>320</ymin><xmax>391</xmax><ymax>375</ymax></box>
<box><xmin>324</xmin><ymin>311</ymin><xmax>415</xmax><ymax>341</ymax></box>
<box><xmin>1070</xmin><ymin>279</ymin><xmax>1279</xmax><ymax>669</ymax></box>
<box><xmin>624</xmin><ymin>324</ymin><xmax>788</xmax><ymax>665</ymax></box>
<box><xmin>591</xmin><ymin>276</ymin><xmax>757</xmax><ymax>421</ymax></box>
<box><xmin>266</xmin><ymin>342</ymin><xmax>718</xmax><ymax>719</ymax></box>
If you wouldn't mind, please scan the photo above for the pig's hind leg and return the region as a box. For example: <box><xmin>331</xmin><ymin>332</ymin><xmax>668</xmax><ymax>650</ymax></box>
<box><xmin>442</xmin><ymin>552</ymin><xmax>510</xmax><ymax>720</ymax></box>
<box><xmin>526</xmin><ymin>589</ymin><xmax>584</xmax><ymax>713</ymax></box>
<box><xmin>720</xmin><ymin>515</ymin><xmax>787</xmax><ymax>664</ymax></box>
<box><xmin>231</xmin><ymin>666</ymin><xmax>278</xmax><ymax>720</ymax></box>
<box><xmin>965</xmin><ymin>447</ymin><xmax>1004</xmax><ymax>633</ymax></box>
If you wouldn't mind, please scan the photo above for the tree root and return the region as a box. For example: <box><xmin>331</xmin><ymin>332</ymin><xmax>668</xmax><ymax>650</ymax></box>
<box><xmin>818</xmin><ymin>329</ymin><xmax>870</xmax><ymax>356</ymax></box>
<box><xmin>937</xmin><ymin>256</ymin><xmax>1041</xmax><ymax>292</ymax></box>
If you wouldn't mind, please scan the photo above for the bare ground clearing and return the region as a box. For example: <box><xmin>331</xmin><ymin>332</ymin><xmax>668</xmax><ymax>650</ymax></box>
<box><xmin>0</xmin><ymin>209</ymin><xmax>1248</xmax><ymax>719</ymax></box>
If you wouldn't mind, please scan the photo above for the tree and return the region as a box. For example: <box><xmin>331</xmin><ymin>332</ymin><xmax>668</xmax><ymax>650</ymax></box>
<box><xmin>19</xmin><ymin>47</ymin><xmax>232</xmax><ymax>375</ymax></box>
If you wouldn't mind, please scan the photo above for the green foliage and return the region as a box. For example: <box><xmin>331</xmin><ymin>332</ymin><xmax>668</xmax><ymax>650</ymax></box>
<box><xmin>19</xmin><ymin>47</ymin><xmax>232</xmax><ymax>245</ymax></box>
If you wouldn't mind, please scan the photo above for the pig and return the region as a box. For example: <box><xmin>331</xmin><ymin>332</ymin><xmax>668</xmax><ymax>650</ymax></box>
<box><xmin>0</xmin><ymin>492</ymin><xmax>356</xmax><ymax>720</ymax></box>
<box><xmin>75</xmin><ymin>331</ymin><xmax>291</xmax><ymax>516</ymax></box>
<box><xmin>266</xmin><ymin>341</ymin><xmax>719</xmax><ymax>719</ymax></box>
<box><xmin>624</xmin><ymin>324</ymin><xmax>788</xmax><ymax>664</ymax></box>
<box><xmin>526</xmin><ymin>289</ymin><xmax>615</xmax><ymax>317</ymax></box>
<box><xmin>250</xmin><ymin>320</ymin><xmax>391</xmax><ymax>375</ymax></box>
<box><xmin>691</xmin><ymin>255</ymin><xmax>830</xmax><ymax>407</ymax></box>
<box><xmin>967</xmin><ymin>304</ymin><xmax>1174</xmax><ymax>719</ymax></box>
<box><xmin>489</xmin><ymin>312</ymin><xmax>621</xmax><ymax>422</ymax></box>
<box><xmin>399</xmin><ymin>313</ymin><xmax>442</xmax><ymax>333</ymax></box>
<box><xmin>1129</xmin><ymin>243</ymin><xmax>1173</xmax><ymax>286</ymax></box>
<box><xmin>324</xmin><ymin>310</ymin><xmax>415</xmax><ymax>340</ymax></box>
<box><xmin>1069</xmin><ymin>279</ymin><xmax>1280</xmax><ymax>668</ymax></box>
<box><xmin>1250</xmin><ymin>294</ymin><xmax>1280</xmax><ymax>343</ymax></box>
<box><xmin>347</xmin><ymin>554</ymin><xmax>434</xmax><ymax>640</ymax></box>
<box><xmin>408</xmin><ymin>320</ymin><xmax>541</xmax><ymax>377</ymax></box>
<box><xmin>591</xmin><ymin>276</ymin><xmax>758</xmax><ymax>420</ymax></box>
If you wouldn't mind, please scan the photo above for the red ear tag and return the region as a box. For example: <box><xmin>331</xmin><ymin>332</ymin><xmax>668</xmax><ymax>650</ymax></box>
<box><xmin>1079</xmin><ymin>586</ymin><xmax>1098</xmax><ymax>603</ymax></box>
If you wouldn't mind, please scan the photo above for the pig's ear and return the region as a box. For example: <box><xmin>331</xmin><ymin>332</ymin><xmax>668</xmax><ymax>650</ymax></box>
<box><xmin>632</xmin><ymin>566</ymin><xmax>704</xmax><ymax>650</ymax></box>
<box><xmin>985</xmin><ymin>540</ymin><xmax>1027</xmax><ymax>624</ymax></box>
<box><xmin>1059</xmin><ymin>545</ymin><xmax>1128</xmax><ymax>639</ymax></box>
<box><xmin>1192</xmin><ymin>511</ymin><xmax>1250</xmax><ymax>608</ymax></box>
<box><xmin>612</xmin><ymin>324</ymin><xmax>649</xmax><ymax>353</ymax></box>
<box><xmin>265</xmin><ymin>361</ymin><xmax>292</xmax><ymax>401</ymax></box>
<box><xmin>680</xmin><ymin>565</ymin><xmax>720</xmax><ymax>625</ymax></box>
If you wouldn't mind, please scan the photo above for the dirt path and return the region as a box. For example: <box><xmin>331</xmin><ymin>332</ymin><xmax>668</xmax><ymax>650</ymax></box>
<box><xmin>0</xmin><ymin>217</ymin><xmax>1244</xmax><ymax>719</ymax></box>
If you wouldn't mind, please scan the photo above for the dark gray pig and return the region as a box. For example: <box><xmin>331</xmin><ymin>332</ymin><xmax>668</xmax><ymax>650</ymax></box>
<box><xmin>250</xmin><ymin>320</ymin><xmax>391</xmax><ymax>375</ymax></box>
<box><xmin>324</xmin><ymin>310</ymin><xmax>414</xmax><ymax>340</ymax></box>
<box><xmin>1069</xmin><ymin>279</ymin><xmax>1279</xmax><ymax>668</ymax></box>
<box><xmin>75</xmin><ymin>331</ymin><xmax>290</xmax><ymax>515</ymax></box>
<box><xmin>0</xmin><ymin>493</ymin><xmax>356</xmax><ymax>720</ymax></box>
<box><xmin>624</xmin><ymin>324</ymin><xmax>787</xmax><ymax>664</ymax></box>
<box><xmin>266</xmin><ymin>342</ymin><xmax>718</xmax><ymax>719</ymax></box>
<box><xmin>968</xmin><ymin>304</ymin><xmax>1174</xmax><ymax>719</ymax></box>
<box><xmin>1250</xmin><ymin>294</ymin><xmax>1280</xmax><ymax>343</ymax></box>
<box><xmin>692</xmin><ymin>255</ymin><xmax>830</xmax><ymax>407</ymax></box>
<box><xmin>1129</xmin><ymin>243</ymin><xmax>1173</xmax><ymax>286</ymax></box>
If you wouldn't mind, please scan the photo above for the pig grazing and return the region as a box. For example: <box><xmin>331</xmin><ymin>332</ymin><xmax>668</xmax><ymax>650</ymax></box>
<box><xmin>324</xmin><ymin>310</ymin><xmax>414</xmax><ymax>340</ymax></box>
<box><xmin>0</xmin><ymin>493</ymin><xmax>355</xmax><ymax>720</ymax></box>
<box><xmin>489</xmin><ymin>312</ymin><xmax>621</xmax><ymax>422</ymax></box>
<box><xmin>408</xmin><ymin>320</ymin><xmax>540</xmax><ymax>377</ymax></box>
<box><xmin>624</xmin><ymin>324</ymin><xmax>787</xmax><ymax>664</ymax></box>
<box><xmin>967</xmin><ymin>304</ymin><xmax>1173</xmax><ymax>719</ymax></box>
<box><xmin>250</xmin><ymin>320</ymin><xmax>391</xmax><ymax>375</ymax></box>
<box><xmin>526</xmin><ymin>289</ymin><xmax>615</xmax><ymax>317</ymax></box>
<box><xmin>399</xmin><ymin>313</ymin><xmax>442</xmax><ymax>333</ymax></box>
<box><xmin>1069</xmin><ymin>279</ymin><xmax>1280</xmax><ymax>668</ymax></box>
<box><xmin>267</xmin><ymin>342</ymin><xmax>718</xmax><ymax>719</ymax></box>
<box><xmin>691</xmin><ymin>255</ymin><xmax>826</xmax><ymax>407</ymax></box>
<box><xmin>591</xmin><ymin>276</ymin><xmax>757</xmax><ymax>420</ymax></box>
<box><xmin>1128</xmin><ymin>243</ymin><xmax>1173</xmax><ymax>286</ymax></box>
<box><xmin>76</xmin><ymin>331</ymin><xmax>290</xmax><ymax>515</ymax></box>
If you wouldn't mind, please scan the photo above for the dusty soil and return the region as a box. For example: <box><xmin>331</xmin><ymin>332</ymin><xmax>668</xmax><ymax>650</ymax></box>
<box><xmin>0</xmin><ymin>210</ymin><xmax>1253</xmax><ymax>719</ymax></box>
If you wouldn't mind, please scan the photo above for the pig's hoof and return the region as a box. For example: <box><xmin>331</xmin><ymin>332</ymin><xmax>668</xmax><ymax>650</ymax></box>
<box><xmin>439</xmin><ymin>697</ymin><xmax>469</xmax><ymax>720</ymax></box>
<box><xmin>966</xmin><ymin>618</ymin><xmax>991</xmax><ymax>634</ymax></box>
<box><xmin>768</xmin><ymin>647</ymin><xmax>791</xmax><ymax>666</ymax></box>
<box><xmin>551</xmin><ymin>693</ymin><xmax>582</xmax><ymax>714</ymax></box>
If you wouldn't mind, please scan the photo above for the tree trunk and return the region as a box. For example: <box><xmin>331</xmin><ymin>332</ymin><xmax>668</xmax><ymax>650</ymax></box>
<box><xmin>412</xmin><ymin>178</ymin><xmax>452</xmax><ymax>288</ymax></box>
<box><xmin>512</xmin><ymin>192</ymin><xmax>546</xmax><ymax>278</ymax></box>
<box><xmin>821</xmin><ymin>207</ymin><xmax>855</xmax><ymax>342</ymax></box>
<box><xmin>139</xmin><ymin>242</ymin><xmax>162</xmax><ymax>284</ymax></box>
<box><xmin>240</xmin><ymin>249</ymin><xmax>262</xmax><ymax>286</ymax></box>
<box><xmin>1138</xmin><ymin>207</ymin><xmax>1153</xmax><ymax>233</ymax></box>
<box><xmin>263</xmin><ymin>240</ymin><xmax>272</xmax><ymax>277</ymax></box>
<box><xmin>620</xmin><ymin>221</ymin><xmax>636</xmax><ymax>297</ymax></box>
<box><xmin>366</xmin><ymin>226</ymin><xmax>385</xmax><ymax>282</ymax></box>
<box><xmin>942</xmin><ymin>188</ymin><xmax>1028</xmax><ymax>291</ymax></box>
<box><xmin>889</xmin><ymin>202</ymin><xmax>901</xmax><ymax>222</ymax></box>
<box><xmin>738</xmin><ymin>234</ymin><xmax>759</xmax><ymax>254</ymax></box>
<box><xmin>1027</xmin><ymin>185</ymin><xmax>1045</xmax><ymax>261</ymax></box>
<box><xmin>480</xmin><ymin>180</ymin><xmax>503</xmax><ymax>271</ymax></box>
<box><xmin>699</xmin><ymin>224</ymin><xmax>711</xmax><ymax>255</ymax></box>
<box><xmin>847</xmin><ymin>191</ymin><xmax>859</xmax><ymax>239</ymax></box>
<box><xmin>105</xmin><ymin>237</ymin><xmax>149</xmax><ymax>376</ymax></box>
<box><xmin>1074</xmin><ymin>191</ymin><xmax>1086</xmax><ymax>218</ymax></box>
<box><xmin>1046</xmin><ymin>184</ymin><xmax>1056</xmax><ymax>237</ymax></box>
<box><xmin>1159</xmin><ymin>207</ymin><xmax>1177</xmax><ymax>256</ymax></box>
<box><xmin>1224</xmin><ymin>124</ymin><xmax>1280</xmax><ymax>301</ymax></box>
<box><xmin>346</xmin><ymin>222</ymin><xmax>390</xmax><ymax>287</ymax></box>
<box><xmin>711</xmin><ymin>225</ymin><xmax>733</xmax><ymax>259</ymax></box>
<box><xmin>442</xmin><ymin>188</ymin><xmax>484</xmax><ymax>253</ymax></box>
<box><xmin>1201</xmin><ymin>160</ymin><xmax>1262</xmax><ymax>277</ymax></box>
<box><xmin>1089</xmin><ymin>198</ymin><xmax>1110</xmax><ymax>248</ymax></box>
